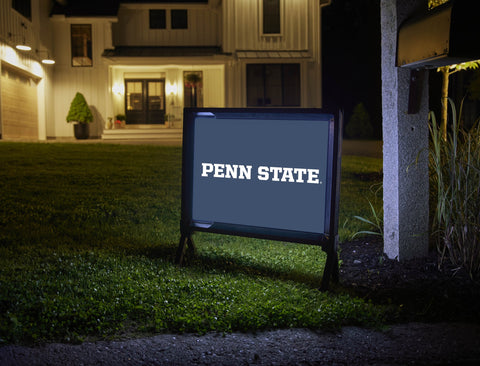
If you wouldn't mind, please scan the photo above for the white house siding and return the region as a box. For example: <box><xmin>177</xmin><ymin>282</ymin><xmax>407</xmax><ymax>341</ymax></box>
<box><xmin>222</xmin><ymin>0</ymin><xmax>323</xmax><ymax>108</ymax></box>
<box><xmin>203</xmin><ymin>67</ymin><xmax>225</xmax><ymax>107</ymax></box>
<box><xmin>222</xmin><ymin>0</ymin><xmax>311</xmax><ymax>52</ymax></box>
<box><xmin>113</xmin><ymin>4</ymin><xmax>220</xmax><ymax>47</ymax></box>
<box><xmin>50</xmin><ymin>18</ymin><xmax>114</xmax><ymax>138</ymax></box>
<box><xmin>0</xmin><ymin>0</ymin><xmax>54</xmax><ymax>140</ymax></box>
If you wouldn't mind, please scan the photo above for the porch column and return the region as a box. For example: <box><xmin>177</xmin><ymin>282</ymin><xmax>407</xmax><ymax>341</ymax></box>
<box><xmin>381</xmin><ymin>0</ymin><xmax>429</xmax><ymax>260</ymax></box>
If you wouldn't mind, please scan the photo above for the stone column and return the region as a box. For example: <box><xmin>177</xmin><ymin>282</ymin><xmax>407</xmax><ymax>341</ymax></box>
<box><xmin>381</xmin><ymin>0</ymin><xmax>429</xmax><ymax>260</ymax></box>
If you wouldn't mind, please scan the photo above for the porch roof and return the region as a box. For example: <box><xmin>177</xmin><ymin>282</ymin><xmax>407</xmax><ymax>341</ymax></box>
<box><xmin>102</xmin><ymin>46</ymin><xmax>228</xmax><ymax>58</ymax></box>
<box><xmin>236</xmin><ymin>50</ymin><xmax>312</xmax><ymax>59</ymax></box>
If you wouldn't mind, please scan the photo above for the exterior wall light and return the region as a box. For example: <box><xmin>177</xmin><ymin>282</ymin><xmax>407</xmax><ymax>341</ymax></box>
<box><xmin>37</xmin><ymin>50</ymin><xmax>55</xmax><ymax>65</ymax></box>
<box><xmin>16</xmin><ymin>43</ymin><xmax>31</xmax><ymax>51</ymax></box>
<box><xmin>9</xmin><ymin>23</ymin><xmax>31</xmax><ymax>51</ymax></box>
<box><xmin>112</xmin><ymin>83</ymin><xmax>125</xmax><ymax>95</ymax></box>
<box><xmin>166</xmin><ymin>82</ymin><xmax>178</xmax><ymax>96</ymax></box>
<box><xmin>8</xmin><ymin>32</ymin><xmax>31</xmax><ymax>51</ymax></box>
<box><xmin>41</xmin><ymin>57</ymin><xmax>55</xmax><ymax>65</ymax></box>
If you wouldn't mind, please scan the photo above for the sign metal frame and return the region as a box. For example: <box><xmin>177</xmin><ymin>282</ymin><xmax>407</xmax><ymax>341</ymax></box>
<box><xmin>177</xmin><ymin>108</ymin><xmax>342</xmax><ymax>289</ymax></box>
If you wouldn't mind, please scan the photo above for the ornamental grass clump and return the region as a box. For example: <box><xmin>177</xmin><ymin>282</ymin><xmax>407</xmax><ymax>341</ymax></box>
<box><xmin>429</xmin><ymin>99</ymin><xmax>480</xmax><ymax>280</ymax></box>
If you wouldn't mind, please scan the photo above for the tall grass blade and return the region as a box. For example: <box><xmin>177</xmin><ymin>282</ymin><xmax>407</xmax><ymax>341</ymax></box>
<box><xmin>429</xmin><ymin>99</ymin><xmax>480</xmax><ymax>280</ymax></box>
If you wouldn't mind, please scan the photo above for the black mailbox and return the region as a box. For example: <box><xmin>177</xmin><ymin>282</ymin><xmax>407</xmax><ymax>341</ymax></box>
<box><xmin>397</xmin><ymin>0</ymin><xmax>480</xmax><ymax>69</ymax></box>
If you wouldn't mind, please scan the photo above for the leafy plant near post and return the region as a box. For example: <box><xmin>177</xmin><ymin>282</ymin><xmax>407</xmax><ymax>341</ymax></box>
<box><xmin>351</xmin><ymin>181</ymin><xmax>383</xmax><ymax>239</ymax></box>
<box><xmin>66</xmin><ymin>92</ymin><xmax>93</xmax><ymax>124</ymax></box>
<box><xmin>428</xmin><ymin>0</ymin><xmax>448</xmax><ymax>9</ymax></box>
<box><xmin>437</xmin><ymin>61</ymin><xmax>480</xmax><ymax>141</ymax></box>
<box><xmin>429</xmin><ymin>99</ymin><xmax>480</xmax><ymax>279</ymax></box>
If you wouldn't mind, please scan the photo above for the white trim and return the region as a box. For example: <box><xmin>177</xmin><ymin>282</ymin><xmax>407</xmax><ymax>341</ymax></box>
<box><xmin>121</xmin><ymin>3</ymin><xmax>209</xmax><ymax>10</ymax></box>
<box><xmin>258</xmin><ymin>0</ymin><xmax>285</xmax><ymax>38</ymax></box>
<box><xmin>50</xmin><ymin>15</ymin><xmax>118</xmax><ymax>24</ymax></box>
<box><xmin>37</xmin><ymin>77</ymin><xmax>46</xmax><ymax>140</ymax></box>
<box><xmin>102</xmin><ymin>56</ymin><xmax>231</xmax><ymax>66</ymax></box>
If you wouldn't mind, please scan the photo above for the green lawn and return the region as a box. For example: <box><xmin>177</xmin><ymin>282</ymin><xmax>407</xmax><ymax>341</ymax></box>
<box><xmin>0</xmin><ymin>142</ymin><xmax>384</xmax><ymax>344</ymax></box>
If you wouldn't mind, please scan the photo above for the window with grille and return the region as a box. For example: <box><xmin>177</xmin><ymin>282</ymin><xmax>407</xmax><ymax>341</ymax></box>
<box><xmin>262</xmin><ymin>0</ymin><xmax>281</xmax><ymax>34</ymax></box>
<box><xmin>247</xmin><ymin>64</ymin><xmax>300</xmax><ymax>107</ymax></box>
<box><xmin>71</xmin><ymin>24</ymin><xmax>92</xmax><ymax>67</ymax></box>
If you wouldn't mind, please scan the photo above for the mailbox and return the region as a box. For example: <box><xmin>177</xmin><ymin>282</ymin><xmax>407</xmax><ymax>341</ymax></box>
<box><xmin>397</xmin><ymin>0</ymin><xmax>480</xmax><ymax>69</ymax></box>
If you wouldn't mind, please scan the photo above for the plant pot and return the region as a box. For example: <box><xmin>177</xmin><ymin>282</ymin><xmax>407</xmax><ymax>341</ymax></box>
<box><xmin>74</xmin><ymin>123</ymin><xmax>89</xmax><ymax>140</ymax></box>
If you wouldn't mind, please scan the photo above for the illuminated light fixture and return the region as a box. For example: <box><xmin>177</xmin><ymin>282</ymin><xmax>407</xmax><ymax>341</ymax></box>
<box><xmin>9</xmin><ymin>23</ymin><xmax>31</xmax><ymax>51</ymax></box>
<box><xmin>8</xmin><ymin>33</ymin><xmax>31</xmax><ymax>51</ymax></box>
<box><xmin>112</xmin><ymin>83</ymin><xmax>124</xmax><ymax>95</ymax></box>
<box><xmin>37</xmin><ymin>49</ymin><xmax>55</xmax><ymax>65</ymax></box>
<box><xmin>166</xmin><ymin>82</ymin><xmax>178</xmax><ymax>95</ymax></box>
<box><xmin>41</xmin><ymin>54</ymin><xmax>55</xmax><ymax>65</ymax></box>
<box><xmin>41</xmin><ymin>58</ymin><xmax>55</xmax><ymax>65</ymax></box>
<box><xmin>16</xmin><ymin>42</ymin><xmax>31</xmax><ymax>51</ymax></box>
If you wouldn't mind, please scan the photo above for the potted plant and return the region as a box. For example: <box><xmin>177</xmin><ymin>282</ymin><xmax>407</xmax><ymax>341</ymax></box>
<box><xmin>115</xmin><ymin>114</ymin><xmax>126</xmax><ymax>128</ymax></box>
<box><xmin>66</xmin><ymin>92</ymin><xmax>93</xmax><ymax>139</ymax></box>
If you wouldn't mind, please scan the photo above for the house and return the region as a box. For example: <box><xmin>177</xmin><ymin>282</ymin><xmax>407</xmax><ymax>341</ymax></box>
<box><xmin>0</xmin><ymin>0</ymin><xmax>331</xmax><ymax>141</ymax></box>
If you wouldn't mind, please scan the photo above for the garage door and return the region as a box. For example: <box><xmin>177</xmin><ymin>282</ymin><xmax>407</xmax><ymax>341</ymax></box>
<box><xmin>1</xmin><ymin>64</ymin><xmax>38</xmax><ymax>140</ymax></box>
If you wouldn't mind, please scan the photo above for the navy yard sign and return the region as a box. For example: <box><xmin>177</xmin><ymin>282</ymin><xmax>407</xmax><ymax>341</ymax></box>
<box><xmin>177</xmin><ymin>108</ymin><xmax>342</xmax><ymax>289</ymax></box>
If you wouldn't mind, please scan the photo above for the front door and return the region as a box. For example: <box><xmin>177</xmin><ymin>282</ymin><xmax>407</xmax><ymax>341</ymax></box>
<box><xmin>125</xmin><ymin>79</ymin><xmax>166</xmax><ymax>124</ymax></box>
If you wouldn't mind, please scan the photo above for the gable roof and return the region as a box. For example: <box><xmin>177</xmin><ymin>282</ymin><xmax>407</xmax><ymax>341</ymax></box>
<box><xmin>51</xmin><ymin>0</ymin><xmax>120</xmax><ymax>17</ymax></box>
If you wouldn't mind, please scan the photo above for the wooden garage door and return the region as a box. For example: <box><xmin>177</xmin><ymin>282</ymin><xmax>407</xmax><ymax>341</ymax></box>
<box><xmin>1</xmin><ymin>65</ymin><xmax>38</xmax><ymax>140</ymax></box>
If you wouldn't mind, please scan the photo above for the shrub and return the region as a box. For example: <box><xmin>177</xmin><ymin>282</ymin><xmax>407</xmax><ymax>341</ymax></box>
<box><xmin>429</xmin><ymin>99</ymin><xmax>480</xmax><ymax>280</ymax></box>
<box><xmin>345</xmin><ymin>103</ymin><xmax>374</xmax><ymax>140</ymax></box>
<box><xmin>66</xmin><ymin>92</ymin><xmax>93</xmax><ymax>124</ymax></box>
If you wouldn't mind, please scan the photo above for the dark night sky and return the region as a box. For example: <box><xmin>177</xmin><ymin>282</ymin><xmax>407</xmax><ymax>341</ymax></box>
<box><xmin>322</xmin><ymin>0</ymin><xmax>382</xmax><ymax>139</ymax></box>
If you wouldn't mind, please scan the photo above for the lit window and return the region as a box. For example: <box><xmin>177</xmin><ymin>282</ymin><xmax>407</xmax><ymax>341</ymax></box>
<box><xmin>71</xmin><ymin>24</ymin><xmax>92</xmax><ymax>67</ymax></box>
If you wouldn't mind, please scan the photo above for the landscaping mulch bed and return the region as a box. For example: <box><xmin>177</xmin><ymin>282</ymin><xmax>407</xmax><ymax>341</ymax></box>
<box><xmin>338</xmin><ymin>237</ymin><xmax>480</xmax><ymax>324</ymax></box>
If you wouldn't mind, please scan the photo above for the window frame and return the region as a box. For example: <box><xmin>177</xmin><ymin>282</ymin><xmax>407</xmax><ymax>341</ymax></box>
<box><xmin>246</xmin><ymin>63</ymin><xmax>301</xmax><ymax>107</ymax></box>
<box><xmin>71</xmin><ymin>24</ymin><xmax>93</xmax><ymax>67</ymax></box>
<box><xmin>260</xmin><ymin>0</ymin><xmax>284</xmax><ymax>36</ymax></box>
<box><xmin>124</xmin><ymin>79</ymin><xmax>166</xmax><ymax>125</ymax></box>
<box><xmin>149</xmin><ymin>9</ymin><xmax>167</xmax><ymax>29</ymax></box>
<box><xmin>171</xmin><ymin>9</ymin><xmax>188</xmax><ymax>30</ymax></box>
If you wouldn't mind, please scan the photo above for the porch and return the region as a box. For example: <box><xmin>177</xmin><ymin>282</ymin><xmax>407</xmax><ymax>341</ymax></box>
<box><xmin>101</xmin><ymin>124</ymin><xmax>182</xmax><ymax>143</ymax></box>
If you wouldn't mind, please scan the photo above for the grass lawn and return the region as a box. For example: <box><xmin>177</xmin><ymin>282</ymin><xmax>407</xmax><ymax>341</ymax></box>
<box><xmin>0</xmin><ymin>142</ymin><xmax>384</xmax><ymax>344</ymax></box>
